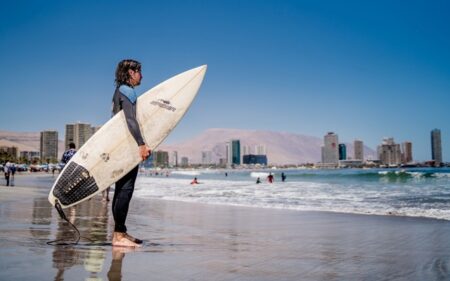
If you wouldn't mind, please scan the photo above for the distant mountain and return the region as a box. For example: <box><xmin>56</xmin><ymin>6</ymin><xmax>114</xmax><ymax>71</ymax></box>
<box><xmin>0</xmin><ymin>130</ymin><xmax>65</xmax><ymax>158</ymax></box>
<box><xmin>159</xmin><ymin>128</ymin><xmax>376</xmax><ymax>165</ymax></box>
<box><xmin>0</xmin><ymin>128</ymin><xmax>376</xmax><ymax>164</ymax></box>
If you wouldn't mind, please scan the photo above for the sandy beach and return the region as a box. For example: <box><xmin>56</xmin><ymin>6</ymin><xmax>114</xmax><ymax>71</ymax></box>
<box><xmin>1</xmin><ymin>174</ymin><xmax>450</xmax><ymax>281</ymax></box>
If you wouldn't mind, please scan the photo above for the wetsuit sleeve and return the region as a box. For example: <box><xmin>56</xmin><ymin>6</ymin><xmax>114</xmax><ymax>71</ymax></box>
<box><xmin>121</xmin><ymin>95</ymin><xmax>145</xmax><ymax>146</ymax></box>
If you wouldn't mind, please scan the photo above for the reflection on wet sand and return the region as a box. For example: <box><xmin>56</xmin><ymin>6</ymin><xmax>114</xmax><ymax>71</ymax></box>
<box><xmin>107</xmin><ymin>247</ymin><xmax>136</xmax><ymax>281</ymax></box>
<box><xmin>51</xmin><ymin>198</ymin><xmax>110</xmax><ymax>281</ymax></box>
<box><xmin>2</xmin><ymin>182</ymin><xmax>450</xmax><ymax>281</ymax></box>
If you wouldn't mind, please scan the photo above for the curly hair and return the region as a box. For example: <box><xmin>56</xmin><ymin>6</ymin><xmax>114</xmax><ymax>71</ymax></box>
<box><xmin>115</xmin><ymin>59</ymin><xmax>142</xmax><ymax>87</ymax></box>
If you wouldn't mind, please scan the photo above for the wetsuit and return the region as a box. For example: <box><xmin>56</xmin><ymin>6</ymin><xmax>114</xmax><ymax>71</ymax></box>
<box><xmin>111</xmin><ymin>84</ymin><xmax>145</xmax><ymax>233</ymax></box>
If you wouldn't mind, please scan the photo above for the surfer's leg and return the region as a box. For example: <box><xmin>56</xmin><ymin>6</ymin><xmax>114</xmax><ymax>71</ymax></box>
<box><xmin>112</xmin><ymin>165</ymin><xmax>141</xmax><ymax>247</ymax></box>
<box><xmin>112</xmin><ymin>165</ymin><xmax>139</xmax><ymax>233</ymax></box>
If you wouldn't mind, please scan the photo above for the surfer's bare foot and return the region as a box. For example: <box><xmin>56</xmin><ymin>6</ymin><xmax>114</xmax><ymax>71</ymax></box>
<box><xmin>124</xmin><ymin>233</ymin><xmax>143</xmax><ymax>244</ymax></box>
<box><xmin>112</xmin><ymin>232</ymin><xmax>141</xmax><ymax>247</ymax></box>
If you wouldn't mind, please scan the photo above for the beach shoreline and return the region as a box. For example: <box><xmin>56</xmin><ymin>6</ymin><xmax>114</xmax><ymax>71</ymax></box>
<box><xmin>1</xmin><ymin>175</ymin><xmax>450</xmax><ymax>280</ymax></box>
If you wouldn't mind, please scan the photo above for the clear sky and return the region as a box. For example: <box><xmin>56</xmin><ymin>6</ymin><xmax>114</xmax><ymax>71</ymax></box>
<box><xmin>1</xmin><ymin>0</ymin><xmax>449</xmax><ymax>161</ymax></box>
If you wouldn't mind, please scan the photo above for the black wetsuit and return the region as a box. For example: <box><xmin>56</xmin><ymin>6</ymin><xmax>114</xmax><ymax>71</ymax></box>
<box><xmin>111</xmin><ymin>85</ymin><xmax>144</xmax><ymax>233</ymax></box>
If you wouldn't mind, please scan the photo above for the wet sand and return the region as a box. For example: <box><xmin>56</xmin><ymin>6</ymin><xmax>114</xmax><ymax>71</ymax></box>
<box><xmin>1</xmin><ymin>174</ymin><xmax>450</xmax><ymax>281</ymax></box>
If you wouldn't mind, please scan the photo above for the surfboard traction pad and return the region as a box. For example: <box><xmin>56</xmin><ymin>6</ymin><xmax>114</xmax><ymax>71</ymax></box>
<box><xmin>52</xmin><ymin>162</ymin><xmax>99</xmax><ymax>206</ymax></box>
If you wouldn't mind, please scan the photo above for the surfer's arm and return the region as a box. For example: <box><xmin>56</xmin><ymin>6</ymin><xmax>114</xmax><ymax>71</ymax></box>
<box><xmin>120</xmin><ymin>95</ymin><xmax>145</xmax><ymax>146</ymax></box>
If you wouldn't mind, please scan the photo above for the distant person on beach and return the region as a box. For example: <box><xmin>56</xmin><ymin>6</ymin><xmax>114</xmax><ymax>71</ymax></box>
<box><xmin>111</xmin><ymin>59</ymin><xmax>151</xmax><ymax>247</ymax></box>
<box><xmin>281</xmin><ymin>172</ymin><xmax>286</xmax><ymax>182</ymax></box>
<box><xmin>267</xmin><ymin>173</ymin><xmax>274</xmax><ymax>183</ymax></box>
<box><xmin>9</xmin><ymin>163</ymin><xmax>16</xmax><ymax>186</ymax></box>
<box><xmin>61</xmin><ymin>142</ymin><xmax>77</xmax><ymax>165</ymax></box>
<box><xmin>4</xmin><ymin>162</ymin><xmax>10</xmax><ymax>186</ymax></box>
<box><xmin>256</xmin><ymin>177</ymin><xmax>261</xmax><ymax>184</ymax></box>
<box><xmin>191</xmin><ymin>177</ymin><xmax>199</xmax><ymax>184</ymax></box>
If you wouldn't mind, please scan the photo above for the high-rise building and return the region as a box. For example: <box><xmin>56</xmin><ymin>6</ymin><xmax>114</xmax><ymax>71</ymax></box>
<box><xmin>65</xmin><ymin>122</ymin><xmax>95</xmax><ymax>150</ymax></box>
<box><xmin>40</xmin><ymin>130</ymin><xmax>58</xmax><ymax>162</ymax></box>
<box><xmin>170</xmin><ymin>151</ymin><xmax>178</xmax><ymax>167</ymax></box>
<box><xmin>354</xmin><ymin>140</ymin><xmax>364</xmax><ymax>161</ymax></box>
<box><xmin>153</xmin><ymin>150</ymin><xmax>169</xmax><ymax>167</ymax></box>
<box><xmin>321</xmin><ymin>132</ymin><xmax>339</xmax><ymax>164</ymax></box>
<box><xmin>377</xmin><ymin>138</ymin><xmax>402</xmax><ymax>166</ymax></box>
<box><xmin>226</xmin><ymin>140</ymin><xmax>241</xmax><ymax>166</ymax></box>
<box><xmin>431</xmin><ymin>129</ymin><xmax>442</xmax><ymax>166</ymax></box>
<box><xmin>338</xmin><ymin>144</ymin><xmax>347</xmax><ymax>160</ymax></box>
<box><xmin>401</xmin><ymin>141</ymin><xmax>413</xmax><ymax>163</ymax></box>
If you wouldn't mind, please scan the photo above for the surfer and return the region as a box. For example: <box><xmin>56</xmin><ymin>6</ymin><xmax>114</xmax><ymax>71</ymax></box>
<box><xmin>267</xmin><ymin>173</ymin><xmax>274</xmax><ymax>183</ymax></box>
<box><xmin>111</xmin><ymin>59</ymin><xmax>151</xmax><ymax>247</ymax></box>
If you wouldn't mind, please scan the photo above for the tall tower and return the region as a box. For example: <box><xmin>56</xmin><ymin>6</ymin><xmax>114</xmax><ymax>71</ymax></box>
<box><xmin>354</xmin><ymin>140</ymin><xmax>364</xmax><ymax>161</ymax></box>
<box><xmin>321</xmin><ymin>132</ymin><xmax>339</xmax><ymax>164</ymax></box>
<box><xmin>40</xmin><ymin>130</ymin><xmax>58</xmax><ymax>162</ymax></box>
<box><xmin>401</xmin><ymin>141</ymin><xmax>413</xmax><ymax>163</ymax></box>
<box><xmin>226</xmin><ymin>140</ymin><xmax>241</xmax><ymax>166</ymax></box>
<box><xmin>231</xmin><ymin>140</ymin><xmax>241</xmax><ymax>165</ymax></box>
<box><xmin>170</xmin><ymin>151</ymin><xmax>178</xmax><ymax>167</ymax></box>
<box><xmin>378</xmin><ymin>138</ymin><xmax>402</xmax><ymax>166</ymax></box>
<box><xmin>338</xmin><ymin>144</ymin><xmax>347</xmax><ymax>160</ymax></box>
<box><xmin>431</xmin><ymin>129</ymin><xmax>442</xmax><ymax>166</ymax></box>
<box><xmin>65</xmin><ymin>122</ymin><xmax>94</xmax><ymax>149</ymax></box>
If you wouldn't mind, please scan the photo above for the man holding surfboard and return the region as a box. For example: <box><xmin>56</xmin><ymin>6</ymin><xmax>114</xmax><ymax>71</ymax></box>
<box><xmin>111</xmin><ymin>59</ymin><xmax>151</xmax><ymax>247</ymax></box>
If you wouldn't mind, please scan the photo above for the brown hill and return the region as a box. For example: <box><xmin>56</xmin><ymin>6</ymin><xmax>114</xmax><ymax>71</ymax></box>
<box><xmin>0</xmin><ymin>130</ymin><xmax>65</xmax><ymax>158</ymax></box>
<box><xmin>159</xmin><ymin>128</ymin><xmax>376</xmax><ymax>165</ymax></box>
<box><xmin>0</xmin><ymin>129</ymin><xmax>376</xmax><ymax>165</ymax></box>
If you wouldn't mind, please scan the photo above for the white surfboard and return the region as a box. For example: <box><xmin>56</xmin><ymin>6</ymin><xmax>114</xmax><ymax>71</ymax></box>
<box><xmin>49</xmin><ymin>65</ymin><xmax>207</xmax><ymax>208</ymax></box>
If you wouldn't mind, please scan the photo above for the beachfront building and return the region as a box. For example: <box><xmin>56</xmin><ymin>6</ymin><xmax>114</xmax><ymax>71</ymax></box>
<box><xmin>338</xmin><ymin>144</ymin><xmax>347</xmax><ymax>160</ymax></box>
<box><xmin>321</xmin><ymin>132</ymin><xmax>339</xmax><ymax>167</ymax></box>
<box><xmin>40</xmin><ymin>130</ymin><xmax>58</xmax><ymax>163</ymax></box>
<box><xmin>242</xmin><ymin>154</ymin><xmax>268</xmax><ymax>165</ymax></box>
<box><xmin>226</xmin><ymin>140</ymin><xmax>241</xmax><ymax>166</ymax></box>
<box><xmin>65</xmin><ymin>122</ymin><xmax>96</xmax><ymax>150</ymax></box>
<box><xmin>431</xmin><ymin>129</ymin><xmax>442</xmax><ymax>166</ymax></box>
<box><xmin>180</xmin><ymin>157</ymin><xmax>189</xmax><ymax>167</ymax></box>
<box><xmin>170</xmin><ymin>151</ymin><xmax>178</xmax><ymax>167</ymax></box>
<box><xmin>377</xmin><ymin>138</ymin><xmax>402</xmax><ymax>166</ymax></box>
<box><xmin>401</xmin><ymin>141</ymin><xmax>413</xmax><ymax>164</ymax></box>
<box><xmin>354</xmin><ymin>140</ymin><xmax>364</xmax><ymax>161</ymax></box>
<box><xmin>0</xmin><ymin>146</ymin><xmax>18</xmax><ymax>162</ymax></box>
<box><xmin>153</xmin><ymin>150</ymin><xmax>169</xmax><ymax>168</ymax></box>
<box><xmin>20</xmin><ymin>151</ymin><xmax>40</xmax><ymax>162</ymax></box>
<box><xmin>201</xmin><ymin>151</ymin><xmax>213</xmax><ymax>165</ymax></box>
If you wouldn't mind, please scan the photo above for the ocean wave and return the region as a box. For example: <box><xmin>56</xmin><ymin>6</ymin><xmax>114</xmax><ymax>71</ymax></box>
<box><xmin>250</xmin><ymin>172</ymin><xmax>270</xmax><ymax>178</ymax></box>
<box><xmin>171</xmin><ymin>170</ymin><xmax>201</xmax><ymax>176</ymax></box>
<box><xmin>134</xmin><ymin>176</ymin><xmax>450</xmax><ymax>221</ymax></box>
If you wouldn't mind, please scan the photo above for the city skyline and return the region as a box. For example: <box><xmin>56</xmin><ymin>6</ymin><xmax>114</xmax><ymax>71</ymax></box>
<box><xmin>1</xmin><ymin>1</ymin><xmax>449</xmax><ymax>161</ymax></box>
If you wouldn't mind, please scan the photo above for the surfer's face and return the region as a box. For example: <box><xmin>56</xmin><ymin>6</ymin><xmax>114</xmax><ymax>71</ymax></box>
<box><xmin>128</xmin><ymin>69</ymin><xmax>142</xmax><ymax>87</ymax></box>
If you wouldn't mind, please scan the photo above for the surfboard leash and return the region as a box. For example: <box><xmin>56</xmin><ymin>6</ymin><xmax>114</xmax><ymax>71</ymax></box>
<box><xmin>47</xmin><ymin>201</ymin><xmax>93</xmax><ymax>246</ymax></box>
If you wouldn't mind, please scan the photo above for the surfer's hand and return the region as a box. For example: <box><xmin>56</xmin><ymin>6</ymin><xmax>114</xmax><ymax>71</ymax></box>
<box><xmin>139</xmin><ymin>145</ymin><xmax>151</xmax><ymax>161</ymax></box>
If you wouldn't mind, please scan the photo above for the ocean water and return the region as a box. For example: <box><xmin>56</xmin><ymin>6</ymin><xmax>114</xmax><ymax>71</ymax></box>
<box><xmin>134</xmin><ymin>167</ymin><xmax>450</xmax><ymax>221</ymax></box>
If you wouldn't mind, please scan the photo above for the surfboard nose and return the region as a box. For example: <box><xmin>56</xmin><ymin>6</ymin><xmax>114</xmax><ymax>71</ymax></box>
<box><xmin>194</xmin><ymin>65</ymin><xmax>207</xmax><ymax>77</ymax></box>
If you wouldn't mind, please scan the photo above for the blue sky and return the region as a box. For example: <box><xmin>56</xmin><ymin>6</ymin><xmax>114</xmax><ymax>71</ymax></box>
<box><xmin>1</xmin><ymin>0</ymin><xmax>449</xmax><ymax>161</ymax></box>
